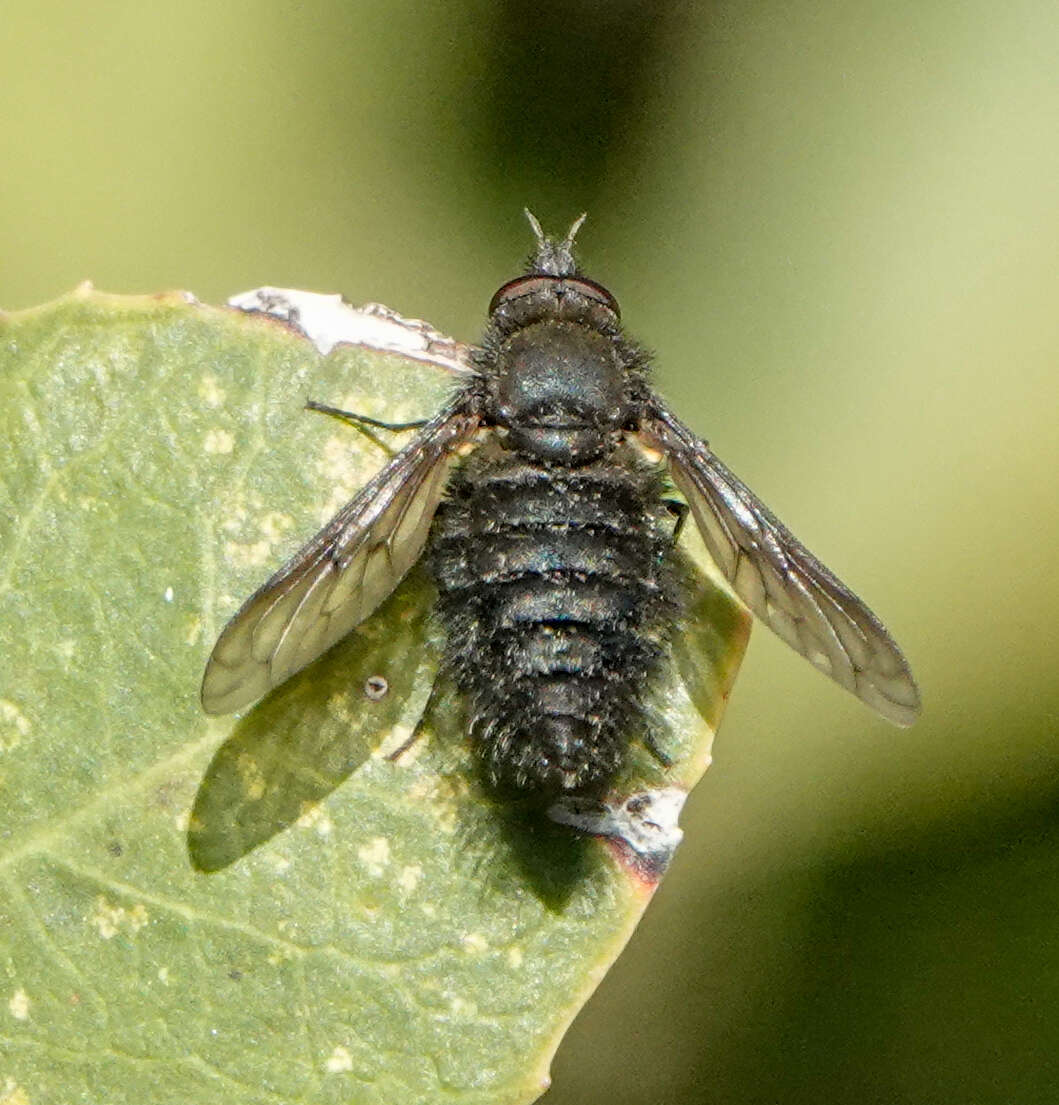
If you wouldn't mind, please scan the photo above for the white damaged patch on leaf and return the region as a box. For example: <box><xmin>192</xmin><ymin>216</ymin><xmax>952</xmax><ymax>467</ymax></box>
<box><xmin>228</xmin><ymin>288</ymin><xmax>475</xmax><ymax>372</ymax></box>
<box><xmin>548</xmin><ymin>787</ymin><xmax>688</xmax><ymax>882</ymax></box>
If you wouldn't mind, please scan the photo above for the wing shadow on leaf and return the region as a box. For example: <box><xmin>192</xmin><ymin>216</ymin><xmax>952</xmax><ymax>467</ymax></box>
<box><xmin>188</xmin><ymin>569</ymin><xmax>441</xmax><ymax>872</ymax></box>
<box><xmin>668</xmin><ymin>573</ymin><xmax>753</xmax><ymax>737</ymax></box>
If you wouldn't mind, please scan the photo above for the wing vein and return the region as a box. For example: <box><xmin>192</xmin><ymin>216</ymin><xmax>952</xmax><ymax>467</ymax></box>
<box><xmin>642</xmin><ymin>400</ymin><xmax>920</xmax><ymax>725</ymax></box>
<box><xmin>201</xmin><ymin>394</ymin><xmax>479</xmax><ymax>714</ymax></box>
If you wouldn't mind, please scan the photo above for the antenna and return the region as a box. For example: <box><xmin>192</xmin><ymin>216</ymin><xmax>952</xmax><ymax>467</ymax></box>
<box><xmin>561</xmin><ymin>212</ymin><xmax>588</xmax><ymax>251</ymax></box>
<box><xmin>524</xmin><ymin>208</ymin><xmax>546</xmax><ymax>246</ymax></box>
<box><xmin>522</xmin><ymin>210</ymin><xmax>587</xmax><ymax>276</ymax></box>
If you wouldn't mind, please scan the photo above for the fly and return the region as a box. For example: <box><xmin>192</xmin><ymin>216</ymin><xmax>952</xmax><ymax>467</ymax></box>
<box><xmin>201</xmin><ymin>212</ymin><xmax>920</xmax><ymax>801</ymax></box>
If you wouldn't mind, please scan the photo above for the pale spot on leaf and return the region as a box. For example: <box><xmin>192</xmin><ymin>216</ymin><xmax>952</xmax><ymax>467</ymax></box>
<box><xmin>197</xmin><ymin>373</ymin><xmax>226</xmax><ymax>407</ymax></box>
<box><xmin>316</xmin><ymin>437</ymin><xmax>371</xmax><ymax>518</ymax></box>
<box><xmin>235</xmin><ymin>752</ymin><xmax>266</xmax><ymax>801</ymax></box>
<box><xmin>223</xmin><ymin>538</ymin><xmax>274</xmax><ymax>570</ymax></box>
<box><xmin>296</xmin><ymin>802</ymin><xmax>333</xmax><ymax>837</ymax></box>
<box><xmin>89</xmin><ymin>897</ymin><xmax>149</xmax><ymax>940</ymax></box>
<box><xmin>0</xmin><ymin>700</ymin><xmax>30</xmax><ymax>751</ymax></box>
<box><xmin>0</xmin><ymin>1078</ymin><xmax>30</xmax><ymax>1105</ymax></box>
<box><xmin>222</xmin><ymin>512</ymin><xmax>293</xmax><ymax>571</ymax></box>
<box><xmin>8</xmin><ymin>988</ymin><xmax>29</xmax><ymax>1021</ymax></box>
<box><xmin>357</xmin><ymin>836</ymin><xmax>390</xmax><ymax>876</ymax></box>
<box><xmin>203</xmin><ymin>428</ymin><xmax>235</xmax><ymax>455</ymax></box>
<box><xmin>260</xmin><ymin>512</ymin><xmax>293</xmax><ymax>543</ymax></box>
<box><xmin>449</xmin><ymin>995</ymin><xmax>477</xmax><ymax>1018</ymax></box>
<box><xmin>325</xmin><ymin>1045</ymin><xmax>354</xmax><ymax>1073</ymax></box>
<box><xmin>319</xmin><ymin>435</ymin><xmax>363</xmax><ymax>483</ymax></box>
<box><xmin>397</xmin><ymin>864</ymin><xmax>422</xmax><ymax>893</ymax></box>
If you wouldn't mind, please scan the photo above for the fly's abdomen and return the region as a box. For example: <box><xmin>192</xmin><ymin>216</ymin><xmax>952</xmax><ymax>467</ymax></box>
<box><xmin>429</xmin><ymin>445</ymin><xmax>683</xmax><ymax>799</ymax></box>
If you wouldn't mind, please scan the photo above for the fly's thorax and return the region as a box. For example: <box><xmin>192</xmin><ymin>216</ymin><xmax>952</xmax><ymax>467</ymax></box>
<box><xmin>487</xmin><ymin>320</ymin><xmax>631</xmax><ymax>465</ymax></box>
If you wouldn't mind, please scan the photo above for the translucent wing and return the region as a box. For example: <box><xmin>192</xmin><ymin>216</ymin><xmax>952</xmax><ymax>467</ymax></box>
<box><xmin>643</xmin><ymin>401</ymin><xmax>921</xmax><ymax>725</ymax></box>
<box><xmin>201</xmin><ymin>397</ymin><xmax>480</xmax><ymax>714</ymax></box>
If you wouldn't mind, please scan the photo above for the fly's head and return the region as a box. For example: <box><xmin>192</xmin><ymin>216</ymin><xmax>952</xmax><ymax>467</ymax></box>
<box><xmin>478</xmin><ymin>213</ymin><xmax>646</xmax><ymax>465</ymax></box>
<box><xmin>525</xmin><ymin>210</ymin><xmax>585</xmax><ymax>277</ymax></box>
<box><xmin>486</xmin><ymin>211</ymin><xmax>623</xmax><ymax>336</ymax></box>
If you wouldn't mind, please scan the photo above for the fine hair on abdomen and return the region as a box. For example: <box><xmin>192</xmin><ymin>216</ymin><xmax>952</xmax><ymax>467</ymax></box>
<box><xmin>429</xmin><ymin>441</ymin><xmax>686</xmax><ymax>799</ymax></box>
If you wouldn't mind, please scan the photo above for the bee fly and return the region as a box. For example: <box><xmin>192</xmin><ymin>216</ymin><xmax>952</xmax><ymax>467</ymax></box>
<box><xmin>202</xmin><ymin>212</ymin><xmax>920</xmax><ymax>801</ymax></box>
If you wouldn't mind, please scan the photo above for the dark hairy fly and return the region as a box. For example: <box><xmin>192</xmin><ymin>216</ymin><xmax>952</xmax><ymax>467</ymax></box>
<box><xmin>202</xmin><ymin>213</ymin><xmax>921</xmax><ymax>801</ymax></box>
<box><xmin>430</xmin><ymin>302</ymin><xmax>684</xmax><ymax>796</ymax></box>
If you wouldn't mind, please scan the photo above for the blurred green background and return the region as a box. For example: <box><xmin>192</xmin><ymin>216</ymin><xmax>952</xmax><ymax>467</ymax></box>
<box><xmin>4</xmin><ymin>1</ymin><xmax>1058</xmax><ymax>1101</ymax></box>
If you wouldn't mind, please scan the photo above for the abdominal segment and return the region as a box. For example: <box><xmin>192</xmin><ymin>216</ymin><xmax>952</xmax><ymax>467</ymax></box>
<box><xmin>429</xmin><ymin>444</ymin><xmax>685</xmax><ymax>799</ymax></box>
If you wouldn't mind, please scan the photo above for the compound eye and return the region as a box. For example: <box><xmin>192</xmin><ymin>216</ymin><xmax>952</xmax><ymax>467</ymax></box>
<box><xmin>488</xmin><ymin>276</ymin><xmax>554</xmax><ymax>316</ymax></box>
<box><xmin>565</xmin><ymin>276</ymin><xmax>621</xmax><ymax>318</ymax></box>
<box><xmin>488</xmin><ymin>275</ymin><xmax>621</xmax><ymax>319</ymax></box>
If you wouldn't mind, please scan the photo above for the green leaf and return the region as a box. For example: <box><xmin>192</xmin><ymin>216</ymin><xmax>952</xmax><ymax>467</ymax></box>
<box><xmin>0</xmin><ymin>287</ymin><xmax>750</xmax><ymax>1105</ymax></box>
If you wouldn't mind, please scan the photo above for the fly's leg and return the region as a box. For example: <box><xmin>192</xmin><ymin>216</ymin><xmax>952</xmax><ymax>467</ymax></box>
<box><xmin>305</xmin><ymin>399</ymin><xmax>430</xmax><ymax>432</ymax></box>
<box><xmin>384</xmin><ymin>677</ymin><xmax>445</xmax><ymax>764</ymax></box>
<box><xmin>648</xmin><ymin>497</ymin><xmax>690</xmax><ymax>771</ymax></box>
<box><xmin>664</xmin><ymin>499</ymin><xmax>689</xmax><ymax>543</ymax></box>
<box><xmin>643</xmin><ymin>729</ymin><xmax>675</xmax><ymax>769</ymax></box>
<box><xmin>305</xmin><ymin>399</ymin><xmax>431</xmax><ymax>454</ymax></box>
